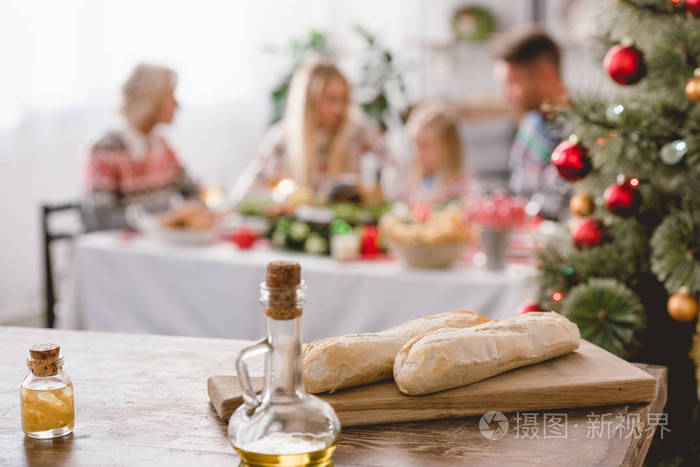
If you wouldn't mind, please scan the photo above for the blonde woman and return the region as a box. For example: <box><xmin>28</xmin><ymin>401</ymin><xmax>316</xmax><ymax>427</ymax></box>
<box><xmin>83</xmin><ymin>64</ymin><xmax>198</xmax><ymax>231</ymax></box>
<box><xmin>232</xmin><ymin>58</ymin><xmax>389</xmax><ymax>202</ymax></box>
<box><xmin>401</xmin><ymin>102</ymin><xmax>472</xmax><ymax>206</ymax></box>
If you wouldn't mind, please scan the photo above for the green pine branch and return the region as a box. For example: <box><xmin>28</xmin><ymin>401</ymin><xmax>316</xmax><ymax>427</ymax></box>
<box><xmin>651</xmin><ymin>210</ymin><xmax>700</xmax><ymax>294</ymax></box>
<box><xmin>561</xmin><ymin>278</ymin><xmax>646</xmax><ymax>358</ymax></box>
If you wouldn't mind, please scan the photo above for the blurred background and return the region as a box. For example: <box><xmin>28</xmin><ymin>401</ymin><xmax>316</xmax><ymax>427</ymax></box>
<box><xmin>0</xmin><ymin>0</ymin><xmax>604</xmax><ymax>326</ymax></box>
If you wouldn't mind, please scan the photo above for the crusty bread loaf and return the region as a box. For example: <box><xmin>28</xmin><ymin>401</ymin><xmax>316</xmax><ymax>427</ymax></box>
<box><xmin>393</xmin><ymin>312</ymin><xmax>580</xmax><ymax>395</ymax></box>
<box><xmin>303</xmin><ymin>310</ymin><xmax>490</xmax><ymax>393</ymax></box>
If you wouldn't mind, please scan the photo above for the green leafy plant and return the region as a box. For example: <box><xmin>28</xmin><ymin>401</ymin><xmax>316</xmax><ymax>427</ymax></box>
<box><xmin>353</xmin><ymin>25</ymin><xmax>408</xmax><ymax>131</ymax></box>
<box><xmin>267</xmin><ymin>26</ymin><xmax>407</xmax><ymax>130</ymax></box>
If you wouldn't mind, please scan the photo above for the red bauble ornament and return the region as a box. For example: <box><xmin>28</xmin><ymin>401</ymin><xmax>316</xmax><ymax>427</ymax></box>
<box><xmin>518</xmin><ymin>301</ymin><xmax>542</xmax><ymax>315</ymax></box>
<box><xmin>551</xmin><ymin>138</ymin><xmax>592</xmax><ymax>181</ymax></box>
<box><xmin>604</xmin><ymin>43</ymin><xmax>647</xmax><ymax>85</ymax></box>
<box><xmin>573</xmin><ymin>218</ymin><xmax>604</xmax><ymax>248</ymax></box>
<box><xmin>686</xmin><ymin>0</ymin><xmax>700</xmax><ymax>17</ymax></box>
<box><xmin>604</xmin><ymin>179</ymin><xmax>640</xmax><ymax>216</ymax></box>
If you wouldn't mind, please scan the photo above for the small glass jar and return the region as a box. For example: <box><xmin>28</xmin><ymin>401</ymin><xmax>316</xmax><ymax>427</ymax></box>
<box><xmin>228</xmin><ymin>261</ymin><xmax>341</xmax><ymax>466</ymax></box>
<box><xmin>20</xmin><ymin>343</ymin><xmax>75</xmax><ymax>439</ymax></box>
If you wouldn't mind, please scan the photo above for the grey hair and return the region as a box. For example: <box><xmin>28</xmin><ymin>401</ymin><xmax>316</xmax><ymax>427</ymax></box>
<box><xmin>121</xmin><ymin>63</ymin><xmax>177</xmax><ymax>129</ymax></box>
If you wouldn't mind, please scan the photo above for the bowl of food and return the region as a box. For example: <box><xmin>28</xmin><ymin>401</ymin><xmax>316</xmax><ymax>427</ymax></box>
<box><xmin>380</xmin><ymin>207</ymin><xmax>475</xmax><ymax>269</ymax></box>
<box><xmin>389</xmin><ymin>242</ymin><xmax>466</xmax><ymax>269</ymax></box>
<box><xmin>126</xmin><ymin>202</ymin><xmax>221</xmax><ymax>245</ymax></box>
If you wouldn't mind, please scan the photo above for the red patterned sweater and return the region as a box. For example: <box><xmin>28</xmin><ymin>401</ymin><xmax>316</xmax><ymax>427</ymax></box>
<box><xmin>83</xmin><ymin>125</ymin><xmax>197</xmax><ymax>231</ymax></box>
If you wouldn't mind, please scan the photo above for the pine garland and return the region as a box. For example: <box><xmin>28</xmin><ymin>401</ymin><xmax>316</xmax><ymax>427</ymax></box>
<box><xmin>561</xmin><ymin>279</ymin><xmax>646</xmax><ymax>359</ymax></box>
<box><xmin>552</xmin><ymin>98</ymin><xmax>699</xmax><ymax>198</ymax></box>
<box><xmin>651</xmin><ymin>210</ymin><xmax>700</xmax><ymax>294</ymax></box>
<box><xmin>537</xmin><ymin>218</ymin><xmax>651</xmax><ymax>312</ymax></box>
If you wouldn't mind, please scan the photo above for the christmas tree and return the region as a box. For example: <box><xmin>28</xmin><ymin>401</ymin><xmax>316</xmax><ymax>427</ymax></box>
<box><xmin>534</xmin><ymin>0</ymin><xmax>700</xmax><ymax>463</ymax></box>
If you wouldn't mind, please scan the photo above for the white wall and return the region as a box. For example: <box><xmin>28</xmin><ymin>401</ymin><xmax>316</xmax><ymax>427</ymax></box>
<box><xmin>0</xmin><ymin>0</ymin><xmax>602</xmax><ymax>324</ymax></box>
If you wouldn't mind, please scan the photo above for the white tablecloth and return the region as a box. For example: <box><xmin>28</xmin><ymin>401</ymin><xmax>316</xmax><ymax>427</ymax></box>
<box><xmin>63</xmin><ymin>232</ymin><xmax>536</xmax><ymax>341</ymax></box>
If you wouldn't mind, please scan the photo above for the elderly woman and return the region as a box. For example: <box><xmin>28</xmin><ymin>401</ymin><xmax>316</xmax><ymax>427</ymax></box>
<box><xmin>82</xmin><ymin>63</ymin><xmax>198</xmax><ymax>231</ymax></box>
<box><xmin>231</xmin><ymin>58</ymin><xmax>390</xmax><ymax>204</ymax></box>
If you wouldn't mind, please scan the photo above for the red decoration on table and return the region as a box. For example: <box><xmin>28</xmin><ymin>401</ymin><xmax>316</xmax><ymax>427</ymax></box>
<box><xmin>685</xmin><ymin>0</ymin><xmax>700</xmax><ymax>17</ymax></box>
<box><xmin>573</xmin><ymin>218</ymin><xmax>605</xmax><ymax>248</ymax></box>
<box><xmin>119</xmin><ymin>230</ymin><xmax>140</xmax><ymax>243</ymax></box>
<box><xmin>551</xmin><ymin>137</ymin><xmax>592</xmax><ymax>181</ymax></box>
<box><xmin>361</xmin><ymin>225</ymin><xmax>380</xmax><ymax>257</ymax></box>
<box><xmin>465</xmin><ymin>192</ymin><xmax>529</xmax><ymax>230</ymax></box>
<box><xmin>604</xmin><ymin>178</ymin><xmax>640</xmax><ymax>216</ymax></box>
<box><xmin>230</xmin><ymin>228</ymin><xmax>257</xmax><ymax>250</ymax></box>
<box><xmin>518</xmin><ymin>301</ymin><xmax>542</xmax><ymax>314</ymax></box>
<box><xmin>411</xmin><ymin>204</ymin><xmax>432</xmax><ymax>223</ymax></box>
<box><xmin>604</xmin><ymin>43</ymin><xmax>646</xmax><ymax>85</ymax></box>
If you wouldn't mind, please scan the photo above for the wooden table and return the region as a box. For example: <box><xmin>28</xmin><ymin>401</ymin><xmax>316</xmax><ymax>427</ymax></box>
<box><xmin>0</xmin><ymin>326</ymin><xmax>667</xmax><ymax>466</ymax></box>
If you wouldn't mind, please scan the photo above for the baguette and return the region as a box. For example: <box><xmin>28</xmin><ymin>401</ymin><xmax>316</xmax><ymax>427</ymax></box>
<box><xmin>303</xmin><ymin>310</ymin><xmax>490</xmax><ymax>393</ymax></box>
<box><xmin>393</xmin><ymin>312</ymin><xmax>580</xmax><ymax>395</ymax></box>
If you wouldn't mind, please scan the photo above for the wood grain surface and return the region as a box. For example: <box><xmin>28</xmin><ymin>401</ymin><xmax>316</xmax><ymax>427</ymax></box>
<box><xmin>209</xmin><ymin>340</ymin><xmax>657</xmax><ymax>426</ymax></box>
<box><xmin>0</xmin><ymin>326</ymin><xmax>666</xmax><ymax>466</ymax></box>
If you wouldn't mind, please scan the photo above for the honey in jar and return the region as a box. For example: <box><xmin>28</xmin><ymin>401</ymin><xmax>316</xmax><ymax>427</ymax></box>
<box><xmin>20</xmin><ymin>343</ymin><xmax>75</xmax><ymax>439</ymax></box>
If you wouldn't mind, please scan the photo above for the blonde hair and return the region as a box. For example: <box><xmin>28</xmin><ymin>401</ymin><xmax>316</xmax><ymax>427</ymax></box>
<box><xmin>284</xmin><ymin>58</ymin><xmax>353</xmax><ymax>186</ymax></box>
<box><xmin>406</xmin><ymin>101</ymin><xmax>463</xmax><ymax>179</ymax></box>
<box><xmin>121</xmin><ymin>63</ymin><xmax>177</xmax><ymax>131</ymax></box>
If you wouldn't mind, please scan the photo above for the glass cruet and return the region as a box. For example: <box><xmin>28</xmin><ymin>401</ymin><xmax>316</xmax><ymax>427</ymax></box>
<box><xmin>228</xmin><ymin>261</ymin><xmax>341</xmax><ymax>467</ymax></box>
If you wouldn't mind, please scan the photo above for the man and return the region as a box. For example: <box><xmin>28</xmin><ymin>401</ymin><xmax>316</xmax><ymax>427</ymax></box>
<box><xmin>492</xmin><ymin>26</ymin><xmax>569</xmax><ymax>220</ymax></box>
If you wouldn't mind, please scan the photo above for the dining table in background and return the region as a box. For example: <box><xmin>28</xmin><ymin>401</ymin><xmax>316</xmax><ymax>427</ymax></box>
<box><xmin>1</xmin><ymin>326</ymin><xmax>667</xmax><ymax>466</ymax></box>
<box><xmin>61</xmin><ymin>231</ymin><xmax>536</xmax><ymax>341</ymax></box>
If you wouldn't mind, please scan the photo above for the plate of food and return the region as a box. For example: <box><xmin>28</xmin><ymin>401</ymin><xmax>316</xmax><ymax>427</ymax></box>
<box><xmin>126</xmin><ymin>202</ymin><xmax>221</xmax><ymax>245</ymax></box>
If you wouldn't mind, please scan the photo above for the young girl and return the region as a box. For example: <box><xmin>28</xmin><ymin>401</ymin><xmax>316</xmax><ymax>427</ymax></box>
<box><xmin>401</xmin><ymin>102</ymin><xmax>470</xmax><ymax>206</ymax></box>
<box><xmin>231</xmin><ymin>58</ymin><xmax>389</xmax><ymax>203</ymax></box>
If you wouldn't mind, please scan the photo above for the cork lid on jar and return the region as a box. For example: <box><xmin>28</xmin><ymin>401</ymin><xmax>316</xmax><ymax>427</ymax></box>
<box><xmin>265</xmin><ymin>261</ymin><xmax>303</xmax><ymax>320</ymax></box>
<box><xmin>266</xmin><ymin>261</ymin><xmax>301</xmax><ymax>287</ymax></box>
<box><xmin>27</xmin><ymin>343</ymin><xmax>62</xmax><ymax>377</ymax></box>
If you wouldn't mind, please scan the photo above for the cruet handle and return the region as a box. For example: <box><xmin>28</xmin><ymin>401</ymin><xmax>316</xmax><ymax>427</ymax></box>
<box><xmin>236</xmin><ymin>337</ymin><xmax>271</xmax><ymax>415</ymax></box>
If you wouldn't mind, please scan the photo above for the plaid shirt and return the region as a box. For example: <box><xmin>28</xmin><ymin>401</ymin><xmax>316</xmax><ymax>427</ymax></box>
<box><xmin>508</xmin><ymin>111</ymin><xmax>569</xmax><ymax>220</ymax></box>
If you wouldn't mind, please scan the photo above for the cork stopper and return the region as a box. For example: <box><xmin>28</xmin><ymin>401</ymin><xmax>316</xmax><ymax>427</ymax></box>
<box><xmin>27</xmin><ymin>343</ymin><xmax>61</xmax><ymax>377</ymax></box>
<box><xmin>266</xmin><ymin>261</ymin><xmax>301</xmax><ymax>287</ymax></box>
<box><xmin>264</xmin><ymin>261</ymin><xmax>303</xmax><ymax>320</ymax></box>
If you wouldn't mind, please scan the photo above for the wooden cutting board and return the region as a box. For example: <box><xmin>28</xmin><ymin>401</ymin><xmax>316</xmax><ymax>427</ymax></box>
<box><xmin>208</xmin><ymin>340</ymin><xmax>657</xmax><ymax>427</ymax></box>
